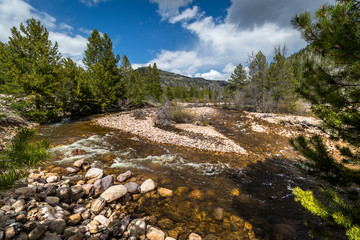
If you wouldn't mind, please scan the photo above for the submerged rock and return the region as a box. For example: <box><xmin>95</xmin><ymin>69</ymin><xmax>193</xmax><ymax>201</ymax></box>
<box><xmin>117</xmin><ymin>171</ymin><xmax>132</xmax><ymax>182</ymax></box>
<box><xmin>85</xmin><ymin>168</ymin><xmax>103</xmax><ymax>180</ymax></box>
<box><xmin>146</xmin><ymin>225</ymin><xmax>165</xmax><ymax>240</ymax></box>
<box><xmin>140</xmin><ymin>179</ymin><xmax>156</xmax><ymax>193</ymax></box>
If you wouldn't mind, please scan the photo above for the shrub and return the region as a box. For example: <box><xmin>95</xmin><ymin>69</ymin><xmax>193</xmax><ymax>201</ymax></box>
<box><xmin>0</xmin><ymin>128</ymin><xmax>49</xmax><ymax>189</ymax></box>
<box><xmin>132</xmin><ymin>109</ymin><xmax>148</xmax><ymax>120</ymax></box>
<box><xmin>154</xmin><ymin>104</ymin><xmax>194</xmax><ymax>127</ymax></box>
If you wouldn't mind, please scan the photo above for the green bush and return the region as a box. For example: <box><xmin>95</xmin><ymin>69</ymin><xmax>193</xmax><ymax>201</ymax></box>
<box><xmin>0</xmin><ymin>128</ymin><xmax>49</xmax><ymax>189</ymax></box>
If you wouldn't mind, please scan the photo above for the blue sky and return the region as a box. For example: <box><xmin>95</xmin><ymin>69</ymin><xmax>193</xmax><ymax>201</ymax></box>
<box><xmin>0</xmin><ymin>0</ymin><xmax>333</xmax><ymax>80</ymax></box>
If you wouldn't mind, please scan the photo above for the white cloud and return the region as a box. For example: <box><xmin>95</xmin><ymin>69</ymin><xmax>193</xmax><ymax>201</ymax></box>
<box><xmin>223</xmin><ymin>63</ymin><xmax>236</xmax><ymax>74</ymax></box>
<box><xmin>59</xmin><ymin>23</ymin><xmax>73</xmax><ymax>32</ymax></box>
<box><xmin>49</xmin><ymin>32</ymin><xmax>87</xmax><ymax>61</ymax></box>
<box><xmin>79</xmin><ymin>0</ymin><xmax>110</xmax><ymax>7</ymax></box>
<box><xmin>169</xmin><ymin>6</ymin><xmax>199</xmax><ymax>24</ymax></box>
<box><xmin>194</xmin><ymin>70</ymin><xmax>226</xmax><ymax>80</ymax></box>
<box><xmin>138</xmin><ymin>0</ymin><xmax>307</xmax><ymax>80</ymax></box>
<box><xmin>0</xmin><ymin>0</ymin><xmax>88</xmax><ymax>65</ymax></box>
<box><xmin>149</xmin><ymin>0</ymin><xmax>193</xmax><ymax>19</ymax></box>
<box><xmin>79</xmin><ymin>27</ymin><xmax>93</xmax><ymax>35</ymax></box>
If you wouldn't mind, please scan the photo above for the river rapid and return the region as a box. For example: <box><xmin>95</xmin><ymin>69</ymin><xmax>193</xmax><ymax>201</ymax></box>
<box><xmin>34</xmin><ymin>108</ymin><xmax>317</xmax><ymax>240</ymax></box>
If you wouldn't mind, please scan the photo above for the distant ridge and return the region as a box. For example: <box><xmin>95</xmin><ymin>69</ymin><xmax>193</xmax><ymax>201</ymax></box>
<box><xmin>138</xmin><ymin>67</ymin><xmax>228</xmax><ymax>89</ymax></box>
<box><xmin>159</xmin><ymin>69</ymin><xmax>228</xmax><ymax>88</ymax></box>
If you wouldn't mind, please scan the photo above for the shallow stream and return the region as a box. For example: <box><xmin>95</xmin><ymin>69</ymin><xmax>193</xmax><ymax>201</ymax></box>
<box><xmin>34</xmin><ymin>109</ymin><xmax>316</xmax><ymax>240</ymax></box>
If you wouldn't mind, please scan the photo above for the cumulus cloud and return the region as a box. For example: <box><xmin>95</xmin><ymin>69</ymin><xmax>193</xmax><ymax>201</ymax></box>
<box><xmin>194</xmin><ymin>70</ymin><xmax>226</xmax><ymax>80</ymax></box>
<box><xmin>169</xmin><ymin>6</ymin><xmax>199</xmax><ymax>24</ymax></box>
<box><xmin>139</xmin><ymin>0</ymin><xmax>325</xmax><ymax>80</ymax></box>
<box><xmin>0</xmin><ymin>0</ymin><xmax>88</xmax><ymax>65</ymax></box>
<box><xmin>226</xmin><ymin>0</ymin><xmax>333</xmax><ymax>28</ymax></box>
<box><xmin>0</xmin><ymin>0</ymin><xmax>56</xmax><ymax>42</ymax></box>
<box><xmin>149</xmin><ymin>0</ymin><xmax>193</xmax><ymax>19</ymax></box>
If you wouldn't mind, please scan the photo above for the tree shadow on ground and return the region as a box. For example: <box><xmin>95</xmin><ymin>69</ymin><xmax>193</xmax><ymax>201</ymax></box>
<box><xmin>226</xmin><ymin>157</ymin><xmax>319</xmax><ymax>240</ymax></box>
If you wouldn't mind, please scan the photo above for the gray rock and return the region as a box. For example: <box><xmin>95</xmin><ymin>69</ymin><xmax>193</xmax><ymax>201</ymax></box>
<box><xmin>28</xmin><ymin>224</ymin><xmax>46</xmax><ymax>240</ymax></box>
<box><xmin>124</xmin><ymin>182</ymin><xmax>140</xmax><ymax>194</ymax></box>
<box><xmin>146</xmin><ymin>225</ymin><xmax>165</xmax><ymax>240</ymax></box>
<box><xmin>65</xmin><ymin>167</ymin><xmax>79</xmax><ymax>175</ymax></box>
<box><xmin>94</xmin><ymin>175</ymin><xmax>114</xmax><ymax>196</ymax></box>
<box><xmin>81</xmin><ymin>184</ymin><xmax>94</xmax><ymax>197</ymax></box>
<box><xmin>140</xmin><ymin>179</ymin><xmax>156</xmax><ymax>193</ymax></box>
<box><xmin>85</xmin><ymin>168</ymin><xmax>103</xmax><ymax>180</ymax></box>
<box><xmin>45</xmin><ymin>184</ymin><xmax>57</xmax><ymax>196</ymax></box>
<box><xmin>165</xmin><ymin>238</ymin><xmax>177</xmax><ymax>240</ymax></box>
<box><xmin>100</xmin><ymin>185</ymin><xmax>127</xmax><ymax>203</ymax></box>
<box><xmin>49</xmin><ymin>219</ymin><xmax>66</xmax><ymax>235</ymax></box>
<box><xmin>70</xmin><ymin>185</ymin><xmax>84</xmax><ymax>201</ymax></box>
<box><xmin>63</xmin><ymin>227</ymin><xmax>82</xmax><ymax>240</ymax></box>
<box><xmin>43</xmin><ymin>232</ymin><xmax>62</xmax><ymax>240</ymax></box>
<box><xmin>111</xmin><ymin>215</ymin><xmax>131</xmax><ymax>237</ymax></box>
<box><xmin>14</xmin><ymin>187</ymin><xmax>35</xmax><ymax>198</ymax></box>
<box><xmin>73</xmin><ymin>205</ymin><xmax>87</xmax><ymax>215</ymax></box>
<box><xmin>56</xmin><ymin>187</ymin><xmax>72</xmax><ymax>203</ymax></box>
<box><xmin>23</xmin><ymin>222</ymin><xmax>37</xmax><ymax>233</ymax></box>
<box><xmin>45</xmin><ymin>197</ymin><xmax>60</xmax><ymax>206</ymax></box>
<box><xmin>12</xmin><ymin>199</ymin><xmax>25</xmax><ymax>213</ymax></box>
<box><xmin>116</xmin><ymin>171</ymin><xmax>132</xmax><ymax>182</ymax></box>
<box><xmin>91</xmin><ymin>197</ymin><xmax>106</xmax><ymax>214</ymax></box>
<box><xmin>5</xmin><ymin>222</ymin><xmax>22</xmax><ymax>239</ymax></box>
<box><xmin>128</xmin><ymin>218</ymin><xmax>146</xmax><ymax>238</ymax></box>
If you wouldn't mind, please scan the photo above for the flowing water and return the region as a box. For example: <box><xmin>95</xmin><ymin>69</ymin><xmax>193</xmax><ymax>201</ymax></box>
<box><xmin>34</xmin><ymin>109</ymin><xmax>316</xmax><ymax>240</ymax></box>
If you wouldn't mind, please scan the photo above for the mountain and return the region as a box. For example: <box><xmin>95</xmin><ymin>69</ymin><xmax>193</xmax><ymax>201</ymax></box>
<box><xmin>158</xmin><ymin>69</ymin><xmax>228</xmax><ymax>89</ymax></box>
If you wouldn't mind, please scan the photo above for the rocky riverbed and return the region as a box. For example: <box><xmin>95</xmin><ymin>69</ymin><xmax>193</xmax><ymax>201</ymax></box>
<box><xmin>0</xmin><ymin>158</ymin><xmax>221</xmax><ymax>240</ymax></box>
<box><xmin>95</xmin><ymin>107</ymin><xmax>247</xmax><ymax>154</ymax></box>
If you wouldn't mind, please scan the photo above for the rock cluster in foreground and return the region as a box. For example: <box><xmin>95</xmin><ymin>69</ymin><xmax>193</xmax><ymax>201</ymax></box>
<box><xmin>0</xmin><ymin>160</ymin><xmax>203</xmax><ymax>240</ymax></box>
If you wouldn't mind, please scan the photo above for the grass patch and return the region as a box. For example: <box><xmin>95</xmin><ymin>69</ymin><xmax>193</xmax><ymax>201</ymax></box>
<box><xmin>0</xmin><ymin>128</ymin><xmax>50</xmax><ymax>189</ymax></box>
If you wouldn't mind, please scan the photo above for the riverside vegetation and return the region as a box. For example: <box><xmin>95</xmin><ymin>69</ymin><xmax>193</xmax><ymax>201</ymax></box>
<box><xmin>1</xmin><ymin>0</ymin><xmax>360</xmax><ymax>239</ymax></box>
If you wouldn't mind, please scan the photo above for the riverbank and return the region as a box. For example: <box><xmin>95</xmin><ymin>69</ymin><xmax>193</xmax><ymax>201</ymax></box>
<box><xmin>0</xmin><ymin>95</ymin><xmax>36</xmax><ymax>151</ymax></box>
<box><xmin>95</xmin><ymin>107</ymin><xmax>247</xmax><ymax>154</ymax></box>
<box><xmin>0</xmin><ymin>161</ymin><xmax>258</xmax><ymax>240</ymax></box>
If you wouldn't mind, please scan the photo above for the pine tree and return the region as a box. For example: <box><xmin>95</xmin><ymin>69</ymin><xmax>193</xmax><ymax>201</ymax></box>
<box><xmin>248</xmin><ymin>51</ymin><xmax>269</xmax><ymax>111</ymax></box>
<box><xmin>290</xmin><ymin>1</ymin><xmax>360</xmax><ymax>239</ymax></box>
<box><xmin>126</xmin><ymin>69</ymin><xmax>145</xmax><ymax>107</ymax></box>
<box><xmin>83</xmin><ymin>30</ymin><xmax>122</xmax><ymax>112</ymax></box>
<box><xmin>0</xmin><ymin>18</ymin><xmax>62</xmax><ymax>121</ymax></box>
<box><xmin>266</xmin><ymin>46</ymin><xmax>298</xmax><ymax>112</ymax></box>
<box><xmin>143</xmin><ymin>63</ymin><xmax>163</xmax><ymax>102</ymax></box>
<box><xmin>228</xmin><ymin>63</ymin><xmax>247</xmax><ymax>93</ymax></box>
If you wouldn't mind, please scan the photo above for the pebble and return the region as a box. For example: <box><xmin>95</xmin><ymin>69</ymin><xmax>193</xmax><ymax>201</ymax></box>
<box><xmin>157</xmin><ymin>188</ymin><xmax>173</xmax><ymax>197</ymax></box>
<box><xmin>189</xmin><ymin>233</ymin><xmax>202</xmax><ymax>240</ymax></box>
<box><xmin>117</xmin><ymin>171</ymin><xmax>132</xmax><ymax>182</ymax></box>
<box><xmin>146</xmin><ymin>225</ymin><xmax>165</xmax><ymax>240</ymax></box>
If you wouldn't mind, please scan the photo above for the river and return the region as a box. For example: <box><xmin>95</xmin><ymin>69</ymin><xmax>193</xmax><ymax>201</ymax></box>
<box><xmin>34</xmin><ymin>109</ymin><xmax>316</xmax><ymax>240</ymax></box>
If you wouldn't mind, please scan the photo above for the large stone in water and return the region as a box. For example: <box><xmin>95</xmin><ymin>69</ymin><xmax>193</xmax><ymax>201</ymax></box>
<box><xmin>158</xmin><ymin>188</ymin><xmax>173</xmax><ymax>197</ymax></box>
<box><xmin>189</xmin><ymin>233</ymin><xmax>202</xmax><ymax>240</ymax></box>
<box><xmin>94</xmin><ymin>175</ymin><xmax>114</xmax><ymax>196</ymax></box>
<box><xmin>124</xmin><ymin>182</ymin><xmax>140</xmax><ymax>194</ymax></box>
<box><xmin>85</xmin><ymin>168</ymin><xmax>103</xmax><ymax>179</ymax></box>
<box><xmin>49</xmin><ymin>219</ymin><xmax>66</xmax><ymax>235</ymax></box>
<box><xmin>100</xmin><ymin>185</ymin><xmax>127</xmax><ymax>203</ymax></box>
<box><xmin>140</xmin><ymin>179</ymin><xmax>156</xmax><ymax>193</ymax></box>
<box><xmin>29</xmin><ymin>224</ymin><xmax>46</xmax><ymax>240</ymax></box>
<box><xmin>116</xmin><ymin>171</ymin><xmax>132</xmax><ymax>182</ymax></box>
<box><xmin>146</xmin><ymin>225</ymin><xmax>165</xmax><ymax>240</ymax></box>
